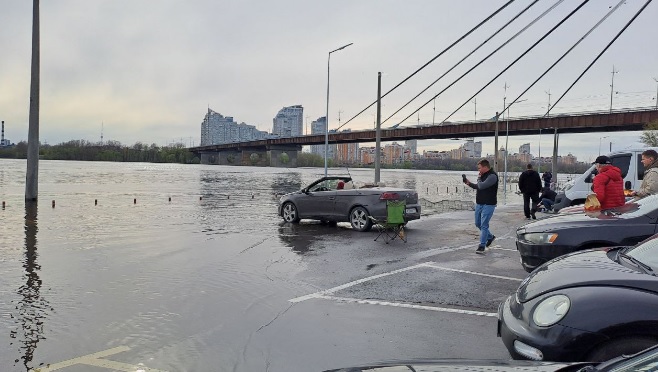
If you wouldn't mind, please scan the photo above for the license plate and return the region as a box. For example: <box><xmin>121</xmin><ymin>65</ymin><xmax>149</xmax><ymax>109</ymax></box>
<box><xmin>405</xmin><ymin>208</ymin><xmax>415</xmax><ymax>214</ymax></box>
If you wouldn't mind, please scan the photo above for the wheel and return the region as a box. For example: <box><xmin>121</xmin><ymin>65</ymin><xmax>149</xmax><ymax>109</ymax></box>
<box><xmin>587</xmin><ymin>337</ymin><xmax>657</xmax><ymax>362</ymax></box>
<box><xmin>350</xmin><ymin>206</ymin><xmax>372</xmax><ymax>232</ymax></box>
<box><xmin>281</xmin><ymin>202</ymin><xmax>300</xmax><ymax>223</ymax></box>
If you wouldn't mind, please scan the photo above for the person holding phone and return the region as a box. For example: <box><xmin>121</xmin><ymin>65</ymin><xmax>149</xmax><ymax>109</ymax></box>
<box><xmin>463</xmin><ymin>159</ymin><xmax>498</xmax><ymax>254</ymax></box>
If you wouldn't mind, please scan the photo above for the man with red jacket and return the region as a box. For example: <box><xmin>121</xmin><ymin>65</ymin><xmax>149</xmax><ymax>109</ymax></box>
<box><xmin>592</xmin><ymin>155</ymin><xmax>625</xmax><ymax>209</ymax></box>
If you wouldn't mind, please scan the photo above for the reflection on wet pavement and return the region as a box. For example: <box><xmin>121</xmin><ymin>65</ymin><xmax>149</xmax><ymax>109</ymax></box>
<box><xmin>10</xmin><ymin>202</ymin><xmax>51</xmax><ymax>371</ymax></box>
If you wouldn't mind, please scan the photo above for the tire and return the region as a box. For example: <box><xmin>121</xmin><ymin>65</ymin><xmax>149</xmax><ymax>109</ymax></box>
<box><xmin>281</xmin><ymin>202</ymin><xmax>300</xmax><ymax>223</ymax></box>
<box><xmin>587</xmin><ymin>337</ymin><xmax>657</xmax><ymax>362</ymax></box>
<box><xmin>350</xmin><ymin>206</ymin><xmax>372</xmax><ymax>232</ymax></box>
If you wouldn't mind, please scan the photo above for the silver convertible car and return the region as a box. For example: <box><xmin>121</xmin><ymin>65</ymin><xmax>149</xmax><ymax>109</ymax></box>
<box><xmin>278</xmin><ymin>176</ymin><xmax>421</xmax><ymax>232</ymax></box>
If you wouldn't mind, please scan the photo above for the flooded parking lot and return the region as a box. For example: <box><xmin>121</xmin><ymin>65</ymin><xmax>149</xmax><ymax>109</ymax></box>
<box><xmin>0</xmin><ymin>160</ymin><xmax>531</xmax><ymax>371</ymax></box>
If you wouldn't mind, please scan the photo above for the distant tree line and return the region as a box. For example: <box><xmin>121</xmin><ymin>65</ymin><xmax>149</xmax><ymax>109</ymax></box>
<box><xmin>0</xmin><ymin>140</ymin><xmax>200</xmax><ymax>164</ymax></box>
<box><xmin>298</xmin><ymin>152</ymin><xmax>588</xmax><ymax>174</ymax></box>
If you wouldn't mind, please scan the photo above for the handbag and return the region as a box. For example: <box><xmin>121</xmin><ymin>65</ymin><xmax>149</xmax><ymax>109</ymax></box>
<box><xmin>584</xmin><ymin>194</ymin><xmax>601</xmax><ymax>211</ymax></box>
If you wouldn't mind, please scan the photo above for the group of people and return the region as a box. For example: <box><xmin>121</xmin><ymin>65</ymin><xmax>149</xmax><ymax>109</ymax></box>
<box><xmin>461</xmin><ymin>149</ymin><xmax>658</xmax><ymax>254</ymax></box>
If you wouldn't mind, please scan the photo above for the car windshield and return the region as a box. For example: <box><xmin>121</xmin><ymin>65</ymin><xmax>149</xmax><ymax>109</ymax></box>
<box><xmin>626</xmin><ymin>236</ymin><xmax>658</xmax><ymax>271</ymax></box>
<box><xmin>606</xmin><ymin>194</ymin><xmax>658</xmax><ymax>219</ymax></box>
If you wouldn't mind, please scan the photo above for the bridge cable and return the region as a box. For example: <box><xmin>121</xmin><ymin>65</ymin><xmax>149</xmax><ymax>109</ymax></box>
<box><xmin>336</xmin><ymin>0</ymin><xmax>517</xmax><ymax>130</ymax></box>
<box><xmin>544</xmin><ymin>0</ymin><xmax>654</xmax><ymax>117</ymax></box>
<box><xmin>379</xmin><ymin>0</ymin><xmax>543</xmax><ymax>126</ymax></box>
<box><xmin>500</xmin><ymin>0</ymin><xmax>627</xmax><ymax>118</ymax></box>
<box><xmin>435</xmin><ymin>0</ymin><xmax>592</xmax><ymax>125</ymax></box>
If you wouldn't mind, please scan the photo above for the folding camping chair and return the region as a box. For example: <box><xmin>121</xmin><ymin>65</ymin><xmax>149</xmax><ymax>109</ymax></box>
<box><xmin>369</xmin><ymin>200</ymin><xmax>407</xmax><ymax>244</ymax></box>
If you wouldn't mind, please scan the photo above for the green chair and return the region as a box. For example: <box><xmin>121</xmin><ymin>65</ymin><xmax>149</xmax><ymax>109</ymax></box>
<box><xmin>369</xmin><ymin>200</ymin><xmax>407</xmax><ymax>244</ymax></box>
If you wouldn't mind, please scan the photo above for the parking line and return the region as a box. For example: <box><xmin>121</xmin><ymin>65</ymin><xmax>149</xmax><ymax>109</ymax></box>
<box><xmin>319</xmin><ymin>295</ymin><xmax>497</xmax><ymax>317</ymax></box>
<box><xmin>420</xmin><ymin>263</ymin><xmax>523</xmax><ymax>282</ymax></box>
<box><xmin>289</xmin><ymin>262</ymin><xmax>434</xmax><ymax>303</ymax></box>
<box><xmin>29</xmin><ymin>346</ymin><xmax>168</xmax><ymax>372</ymax></box>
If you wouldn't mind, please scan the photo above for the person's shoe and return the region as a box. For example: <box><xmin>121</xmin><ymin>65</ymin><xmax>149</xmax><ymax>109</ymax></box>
<box><xmin>486</xmin><ymin>235</ymin><xmax>496</xmax><ymax>247</ymax></box>
<box><xmin>525</xmin><ymin>216</ymin><xmax>531</xmax><ymax>220</ymax></box>
<box><xmin>531</xmin><ymin>212</ymin><xmax>537</xmax><ymax>220</ymax></box>
<box><xmin>475</xmin><ymin>245</ymin><xmax>485</xmax><ymax>254</ymax></box>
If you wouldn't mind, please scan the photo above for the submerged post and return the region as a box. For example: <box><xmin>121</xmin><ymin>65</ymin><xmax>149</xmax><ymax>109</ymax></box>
<box><xmin>374</xmin><ymin>72</ymin><xmax>382</xmax><ymax>185</ymax></box>
<box><xmin>25</xmin><ymin>0</ymin><xmax>40</xmax><ymax>201</ymax></box>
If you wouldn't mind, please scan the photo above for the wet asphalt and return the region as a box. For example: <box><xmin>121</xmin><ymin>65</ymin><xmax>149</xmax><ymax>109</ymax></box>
<box><xmin>269</xmin><ymin>203</ymin><xmax>534</xmax><ymax>371</ymax></box>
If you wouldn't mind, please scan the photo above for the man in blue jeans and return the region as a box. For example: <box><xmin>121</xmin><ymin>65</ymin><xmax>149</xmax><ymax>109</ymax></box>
<box><xmin>463</xmin><ymin>159</ymin><xmax>498</xmax><ymax>254</ymax></box>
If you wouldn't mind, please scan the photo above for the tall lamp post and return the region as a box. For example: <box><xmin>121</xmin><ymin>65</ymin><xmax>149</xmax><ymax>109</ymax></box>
<box><xmin>653</xmin><ymin>77</ymin><xmax>658</xmax><ymax>109</ymax></box>
<box><xmin>325</xmin><ymin>42</ymin><xmax>353</xmax><ymax>177</ymax></box>
<box><xmin>503</xmin><ymin>98</ymin><xmax>527</xmax><ymax>204</ymax></box>
<box><xmin>599</xmin><ymin>135</ymin><xmax>609</xmax><ymax>156</ymax></box>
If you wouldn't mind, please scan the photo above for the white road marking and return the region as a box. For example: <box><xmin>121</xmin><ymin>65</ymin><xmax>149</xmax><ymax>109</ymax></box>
<box><xmin>29</xmin><ymin>346</ymin><xmax>168</xmax><ymax>372</ymax></box>
<box><xmin>319</xmin><ymin>295</ymin><xmax>497</xmax><ymax>317</ymax></box>
<box><xmin>289</xmin><ymin>262</ymin><xmax>434</xmax><ymax>303</ymax></box>
<box><xmin>420</xmin><ymin>262</ymin><xmax>523</xmax><ymax>282</ymax></box>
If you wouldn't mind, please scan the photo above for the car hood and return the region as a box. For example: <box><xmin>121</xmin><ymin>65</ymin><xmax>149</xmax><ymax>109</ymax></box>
<box><xmin>324</xmin><ymin>358</ymin><xmax>584</xmax><ymax>371</ymax></box>
<box><xmin>518</xmin><ymin>212</ymin><xmax>648</xmax><ymax>234</ymax></box>
<box><xmin>518</xmin><ymin>249</ymin><xmax>658</xmax><ymax>303</ymax></box>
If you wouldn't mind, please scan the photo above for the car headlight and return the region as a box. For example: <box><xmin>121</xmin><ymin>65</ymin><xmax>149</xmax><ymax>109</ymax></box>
<box><xmin>533</xmin><ymin>294</ymin><xmax>570</xmax><ymax>327</ymax></box>
<box><xmin>522</xmin><ymin>233</ymin><xmax>558</xmax><ymax>244</ymax></box>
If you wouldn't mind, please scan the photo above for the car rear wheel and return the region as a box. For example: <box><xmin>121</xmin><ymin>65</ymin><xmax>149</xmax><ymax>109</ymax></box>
<box><xmin>350</xmin><ymin>206</ymin><xmax>372</xmax><ymax>232</ymax></box>
<box><xmin>587</xmin><ymin>337</ymin><xmax>657</xmax><ymax>362</ymax></box>
<box><xmin>282</xmin><ymin>202</ymin><xmax>300</xmax><ymax>223</ymax></box>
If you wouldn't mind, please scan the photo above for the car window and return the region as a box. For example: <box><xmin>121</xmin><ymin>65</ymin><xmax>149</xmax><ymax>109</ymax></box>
<box><xmin>638</xmin><ymin>155</ymin><xmax>645</xmax><ymax>180</ymax></box>
<box><xmin>611</xmin><ymin>154</ymin><xmax>631</xmax><ymax>178</ymax></box>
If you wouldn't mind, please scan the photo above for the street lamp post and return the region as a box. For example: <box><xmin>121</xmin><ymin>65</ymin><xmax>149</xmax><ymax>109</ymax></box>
<box><xmin>503</xmin><ymin>98</ymin><xmax>528</xmax><ymax>204</ymax></box>
<box><xmin>599</xmin><ymin>135</ymin><xmax>609</xmax><ymax>156</ymax></box>
<box><xmin>325</xmin><ymin>42</ymin><xmax>353</xmax><ymax>177</ymax></box>
<box><xmin>653</xmin><ymin>77</ymin><xmax>658</xmax><ymax>109</ymax></box>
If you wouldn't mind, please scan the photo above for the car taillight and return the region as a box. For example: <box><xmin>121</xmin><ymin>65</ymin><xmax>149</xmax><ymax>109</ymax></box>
<box><xmin>380</xmin><ymin>192</ymin><xmax>399</xmax><ymax>200</ymax></box>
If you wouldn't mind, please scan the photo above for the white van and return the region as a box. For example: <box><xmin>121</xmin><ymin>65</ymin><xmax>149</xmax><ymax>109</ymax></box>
<box><xmin>553</xmin><ymin>148</ymin><xmax>658</xmax><ymax>211</ymax></box>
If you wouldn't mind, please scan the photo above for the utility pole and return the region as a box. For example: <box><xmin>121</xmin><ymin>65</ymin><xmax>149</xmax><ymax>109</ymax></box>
<box><xmin>100</xmin><ymin>122</ymin><xmax>104</xmax><ymax>145</ymax></box>
<box><xmin>25</xmin><ymin>0</ymin><xmax>40</xmax><ymax>202</ymax></box>
<box><xmin>473</xmin><ymin>97</ymin><xmax>477</xmax><ymax>121</ymax></box>
<box><xmin>653</xmin><ymin>77</ymin><xmax>658</xmax><ymax>109</ymax></box>
<box><xmin>610</xmin><ymin>65</ymin><xmax>619</xmax><ymax>113</ymax></box>
<box><xmin>545</xmin><ymin>90</ymin><xmax>552</xmax><ymax>118</ymax></box>
<box><xmin>375</xmin><ymin>72</ymin><xmax>382</xmax><ymax>184</ymax></box>
<box><xmin>432</xmin><ymin>98</ymin><xmax>436</xmax><ymax>125</ymax></box>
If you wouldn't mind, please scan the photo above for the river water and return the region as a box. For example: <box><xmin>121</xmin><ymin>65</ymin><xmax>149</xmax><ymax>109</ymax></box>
<box><xmin>0</xmin><ymin>159</ymin><xmax>531</xmax><ymax>371</ymax></box>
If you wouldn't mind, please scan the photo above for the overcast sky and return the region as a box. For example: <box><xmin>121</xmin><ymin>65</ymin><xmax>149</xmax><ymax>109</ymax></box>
<box><xmin>1</xmin><ymin>0</ymin><xmax>656</xmax><ymax>160</ymax></box>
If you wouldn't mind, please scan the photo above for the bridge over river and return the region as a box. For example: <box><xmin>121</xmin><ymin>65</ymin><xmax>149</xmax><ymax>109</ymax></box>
<box><xmin>189</xmin><ymin>107</ymin><xmax>658</xmax><ymax>167</ymax></box>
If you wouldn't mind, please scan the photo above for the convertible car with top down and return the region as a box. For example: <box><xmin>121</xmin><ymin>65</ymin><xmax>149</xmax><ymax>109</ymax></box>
<box><xmin>278</xmin><ymin>176</ymin><xmax>421</xmax><ymax>232</ymax></box>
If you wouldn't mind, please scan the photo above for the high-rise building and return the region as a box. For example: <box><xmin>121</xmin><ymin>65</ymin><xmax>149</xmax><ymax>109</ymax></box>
<box><xmin>335</xmin><ymin>130</ymin><xmax>359</xmax><ymax>164</ymax></box>
<box><xmin>383</xmin><ymin>142</ymin><xmax>405</xmax><ymax>164</ymax></box>
<box><xmin>405</xmin><ymin>140</ymin><xmax>418</xmax><ymax>155</ymax></box>
<box><xmin>462</xmin><ymin>139</ymin><xmax>482</xmax><ymax>158</ymax></box>
<box><xmin>200</xmin><ymin>109</ymin><xmax>268</xmax><ymax>145</ymax></box>
<box><xmin>520</xmin><ymin>143</ymin><xmax>531</xmax><ymax>154</ymax></box>
<box><xmin>272</xmin><ymin>105</ymin><xmax>304</xmax><ymax>137</ymax></box>
<box><xmin>310</xmin><ymin>117</ymin><xmax>327</xmax><ymax>156</ymax></box>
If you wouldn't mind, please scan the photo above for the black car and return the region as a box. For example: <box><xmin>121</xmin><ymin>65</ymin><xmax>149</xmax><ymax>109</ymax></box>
<box><xmin>499</xmin><ymin>235</ymin><xmax>658</xmax><ymax>362</ymax></box>
<box><xmin>516</xmin><ymin>194</ymin><xmax>658</xmax><ymax>272</ymax></box>
<box><xmin>326</xmin><ymin>345</ymin><xmax>658</xmax><ymax>371</ymax></box>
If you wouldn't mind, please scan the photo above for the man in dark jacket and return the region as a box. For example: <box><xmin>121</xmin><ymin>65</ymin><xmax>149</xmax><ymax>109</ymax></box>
<box><xmin>518</xmin><ymin>163</ymin><xmax>542</xmax><ymax>219</ymax></box>
<box><xmin>592</xmin><ymin>155</ymin><xmax>625</xmax><ymax>209</ymax></box>
<box><xmin>463</xmin><ymin>159</ymin><xmax>498</xmax><ymax>254</ymax></box>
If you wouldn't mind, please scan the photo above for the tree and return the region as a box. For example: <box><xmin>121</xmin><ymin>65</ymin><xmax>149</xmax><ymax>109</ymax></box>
<box><xmin>249</xmin><ymin>153</ymin><xmax>260</xmax><ymax>165</ymax></box>
<box><xmin>279</xmin><ymin>152</ymin><xmax>290</xmax><ymax>164</ymax></box>
<box><xmin>640</xmin><ymin>120</ymin><xmax>658</xmax><ymax>147</ymax></box>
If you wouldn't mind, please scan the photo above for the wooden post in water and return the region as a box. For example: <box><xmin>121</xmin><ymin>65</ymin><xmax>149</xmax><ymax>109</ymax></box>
<box><xmin>25</xmin><ymin>0</ymin><xmax>40</xmax><ymax>201</ymax></box>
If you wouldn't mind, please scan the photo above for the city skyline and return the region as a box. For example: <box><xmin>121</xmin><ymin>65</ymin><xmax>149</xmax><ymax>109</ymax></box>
<box><xmin>1</xmin><ymin>1</ymin><xmax>656</xmax><ymax>160</ymax></box>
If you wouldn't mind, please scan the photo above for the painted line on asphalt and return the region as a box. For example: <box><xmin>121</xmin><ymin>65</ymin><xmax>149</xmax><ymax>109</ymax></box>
<box><xmin>420</xmin><ymin>262</ymin><xmax>523</xmax><ymax>282</ymax></box>
<box><xmin>489</xmin><ymin>246</ymin><xmax>518</xmax><ymax>252</ymax></box>
<box><xmin>289</xmin><ymin>262</ymin><xmax>435</xmax><ymax>303</ymax></box>
<box><xmin>29</xmin><ymin>346</ymin><xmax>168</xmax><ymax>372</ymax></box>
<box><xmin>319</xmin><ymin>295</ymin><xmax>497</xmax><ymax>317</ymax></box>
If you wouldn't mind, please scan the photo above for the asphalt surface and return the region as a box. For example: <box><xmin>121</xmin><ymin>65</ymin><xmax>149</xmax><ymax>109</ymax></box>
<box><xmin>269</xmin><ymin>203</ymin><xmax>536</xmax><ymax>371</ymax></box>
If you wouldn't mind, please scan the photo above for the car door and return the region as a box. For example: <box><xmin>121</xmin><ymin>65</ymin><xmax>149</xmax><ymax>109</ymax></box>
<box><xmin>295</xmin><ymin>181</ymin><xmax>336</xmax><ymax>219</ymax></box>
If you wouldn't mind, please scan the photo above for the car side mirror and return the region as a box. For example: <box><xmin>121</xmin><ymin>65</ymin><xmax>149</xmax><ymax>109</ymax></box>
<box><xmin>625</xmin><ymin>181</ymin><xmax>632</xmax><ymax>190</ymax></box>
